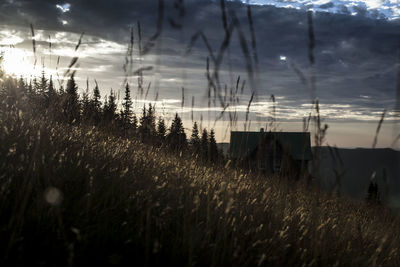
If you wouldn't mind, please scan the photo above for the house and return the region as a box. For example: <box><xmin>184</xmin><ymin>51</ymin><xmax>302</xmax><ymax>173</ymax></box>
<box><xmin>228</xmin><ymin>129</ymin><xmax>311</xmax><ymax>177</ymax></box>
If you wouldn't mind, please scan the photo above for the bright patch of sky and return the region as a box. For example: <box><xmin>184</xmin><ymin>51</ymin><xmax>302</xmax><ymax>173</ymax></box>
<box><xmin>238</xmin><ymin>0</ymin><xmax>400</xmax><ymax>20</ymax></box>
<box><xmin>0</xmin><ymin>30</ymin><xmax>24</xmax><ymax>46</ymax></box>
<box><xmin>56</xmin><ymin>3</ymin><xmax>71</xmax><ymax>13</ymax></box>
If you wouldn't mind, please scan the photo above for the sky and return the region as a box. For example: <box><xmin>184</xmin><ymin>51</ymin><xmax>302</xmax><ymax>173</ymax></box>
<box><xmin>0</xmin><ymin>0</ymin><xmax>399</xmax><ymax>148</ymax></box>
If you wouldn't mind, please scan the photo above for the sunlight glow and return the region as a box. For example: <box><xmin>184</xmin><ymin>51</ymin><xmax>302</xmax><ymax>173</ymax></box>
<box><xmin>1</xmin><ymin>48</ymin><xmax>54</xmax><ymax>78</ymax></box>
<box><xmin>0</xmin><ymin>30</ymin><xmax>24</xmax><ymax>46</ymax></box>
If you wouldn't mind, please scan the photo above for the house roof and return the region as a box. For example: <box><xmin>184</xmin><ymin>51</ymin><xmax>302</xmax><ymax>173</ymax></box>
<box><xmin>229</xmin><ymin>131</ymin><xmax>312</xmax><ymax>161</ymax></box>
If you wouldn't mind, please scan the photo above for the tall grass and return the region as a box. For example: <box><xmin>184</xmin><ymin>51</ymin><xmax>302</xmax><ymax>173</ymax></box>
<box><xmin>1</xmin><ymin>93</ymin><xmax>400</xmax><ymax>266</ymax></box>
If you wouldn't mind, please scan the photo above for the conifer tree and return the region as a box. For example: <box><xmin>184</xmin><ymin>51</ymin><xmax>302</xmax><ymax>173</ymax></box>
<box><xmin>132</xmin><ymin>113</ymin><xmax>138</xmax><ymax>132</ymax></box>
<box><xmin>63</xmin><ymin>75</ymin><xmax>80</xmax><ymax>124</ymax></box>
<box><xmin>209</xmin><ymin>129</ymin><xmax>219</xmax><ymax>162</ymax></box>
<box><xmin>38</xmin><ymin>70</ymin><xmax>48</xmax><ymax>94</ymax></box>
<box><xmin>48</xmin><ymin>76</ymin><xmax>55</xmax><ymax>97</ymax></box>
<box><xmin>139</xmin><ymin>103</ymin><xmax>156</xmax><ymax>139</ymax></box>
<box><xmin>121</xmin><ymin>83</ymin><xmax>133</xmax><ymax>126</ymax></box>
<box><xmin>189</xmin><ymin>122</ymin><xmax>201</xmax><ymax>154</ymax></box>
<box><xmin>103</xmin><ymin>89</ymin><xmax>117</xmax><ymax>123</ymax></box>
<box><xmin>89</xmin><ymin>83</ymin><xmax>102</xmax><ymax>125</ymax></box>
<box><xmin>147</xmin><ymin>103</ymin><xmax>156</xmax><ymax>134</ymax></box>
<box><xmin>157</xmin><ymin>117</ymin><xmax>166</xmax><ymax>141</ymax></box>
<box><xmin>33</xmin><ymin>77</ymin><xmax>39</xmax><ymax>93</ymax></box>
<box><xmin>167</xmin><ymin>113</ymin><xmax>187</xmax><ymax>151</ymax></box>
<box><xmin>200</xmin><ymin>128</ymin><xmax>209</xmax><ymax>161</ymax></box>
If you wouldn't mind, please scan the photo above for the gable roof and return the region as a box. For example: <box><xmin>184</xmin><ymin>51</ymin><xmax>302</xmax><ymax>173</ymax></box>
<box><xmin>229</xmin><ymin>131</ymin><xmax>312</xmax><ymax>161</ymax></box>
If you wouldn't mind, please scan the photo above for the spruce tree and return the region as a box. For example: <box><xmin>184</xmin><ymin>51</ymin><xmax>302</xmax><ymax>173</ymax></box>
<box><xmin>103</xmin><ymin>89</ymin><xmax>117</xmax><ymax>123</ymax></box>
<box><xmin>190</xmin><ymin>122</ymin><xmax>201</xmax><ymax>154</ymax></box>
<box><xmin>167</xmin><ymin>113</ymin><xmax>187</xmax><ymax>152</ymax></box>
<box><xmin>122</xmin><ymin>83</ymin><xmax>133</xmax><ymax>126</ymax></box>
<box><xmin>38</xmin><ymin>70</ymin><xmax>48</xmax><ymax>94</ymax></box>
<box><xmin>48</xmin><ymin>76</ymin><xmax>55</xmax><ymax>98</ymax></box>
<box><xmin>64</xmin><ymin>75</ymin><xmax>80</xmax><ymax>124</ymax></box>
<box><xmin>89</xmin><ymin>83</ymin><xmax>102</xmax><ymax>125</ymax></box>
<box><xmin>139</xmin><ymin>103</ymin><xmax>156</xmax><ymax>140</ymax></box>
<box><xmin>157</xmin><ymin>117</ymin><xmax>166</xmax><ymax>141</ymax></box>
<box><xmin>200</xmin><ymin>128</ymin><xmax>209</xmax><ymax>161</ymax></box>
<box><xmin>209</xmin><ymin>129</ymin><xmax>219</xmax><ymax>162</ymax></box>
<box><xmin>132</xmin><ymin>113</ymin><xmax>138</xmax><ymax>132</ymax></box>
<box><xmin>147</xmin><ymin>103</ymin><xmax>156</xmax><ymax>135</ymax></box>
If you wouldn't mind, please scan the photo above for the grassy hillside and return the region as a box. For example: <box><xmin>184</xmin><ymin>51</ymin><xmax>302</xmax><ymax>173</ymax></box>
<box><xmin>1</xmin><ymin>94</ymin><xmax>400</xmax><ymax>266</ymax></box>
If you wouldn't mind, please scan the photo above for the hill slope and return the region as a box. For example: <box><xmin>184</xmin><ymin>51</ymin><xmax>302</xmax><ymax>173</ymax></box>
<box><xmin>1</xmin><ymin>112</ymin><xmax>400</xmax><ymax>266</ymax></box>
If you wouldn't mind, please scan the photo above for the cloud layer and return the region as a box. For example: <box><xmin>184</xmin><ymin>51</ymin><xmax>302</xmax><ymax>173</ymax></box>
<box><xmin>0</xmin><ymin>0</ymin><xmax>399</xmax><ymax>146</ymax></box>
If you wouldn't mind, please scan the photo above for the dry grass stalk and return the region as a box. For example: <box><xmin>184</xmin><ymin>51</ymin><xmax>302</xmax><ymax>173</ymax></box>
<box><xmin>372</xmin><ymin>109</ymin><xmax>386</xmax><ymax>149</ymax></box>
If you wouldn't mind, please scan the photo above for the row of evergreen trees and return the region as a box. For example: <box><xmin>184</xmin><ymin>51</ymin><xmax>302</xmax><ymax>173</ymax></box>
<box><xmin>1</xmin><ymin>71</ymin><xmax>223</xmax><ymax>163</ymax></box>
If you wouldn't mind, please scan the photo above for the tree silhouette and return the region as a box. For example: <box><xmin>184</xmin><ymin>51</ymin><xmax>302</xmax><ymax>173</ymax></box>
<box><xmin>208</xmin><ymin>129</ymin><xmax>219</xmax><ymax>162</ymax></box>
<box><xmin>157</xmin><ymin>117</ymin><xmax>167</xmax><ymax>141</ymax></box>
<box><xmin>121</xmin><ymin>83</ymin><xmax>133</xmax><ymax>127</ymax></box>
<box><xmin>63</xmin><ymin>75</ymin><xmax>80</xmax><ymax>124</ymax></box>
<box><xmin>189</xmin><ymin>122</ymin><xmax>201</xmax><ymax>154</ymax></box>
<box><xmin>139</xmin><ymin>104</ymin><xmax>156</xmax><ymax>140</ymax></box>
<box><xmin>103</xmin><ymin>89</ymin><xmax>117</xmax><ymax>123</ymax></box>
<box><xmin>91</xmin><ymin>83</ymin><xmax>102</xmax><ymax>125</ymax></box>
<box><xmin>37</xmin><ymin>70</ymin><xmax>48</xmax><ymax>95</ymax></box>
<box><xmin>200</xmin><ymin>128</ymin><xmax>209</xmax><ymax>161</ymax></box>
<box><xmin>167</xmin><ymin>113</ymin><xmax>187</xmax><ymax>152</ymax></box>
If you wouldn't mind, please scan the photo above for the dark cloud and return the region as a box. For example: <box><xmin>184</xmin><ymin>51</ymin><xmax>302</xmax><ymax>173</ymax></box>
<box><xmin>319</xmin><ymin>2</ymin><xmax>334</xmax><ymax>9</ymax></box>
<box><xmin>0</xmin><ymin>0</ymin><xmax>399</xmax><ymax>120</ymax></box>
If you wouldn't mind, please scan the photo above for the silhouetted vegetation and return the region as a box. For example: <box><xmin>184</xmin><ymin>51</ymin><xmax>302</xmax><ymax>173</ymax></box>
<box><xmin>0</xmin><ymin>0</ymin><xmax>399</xmax><ymax>265</ymax></box>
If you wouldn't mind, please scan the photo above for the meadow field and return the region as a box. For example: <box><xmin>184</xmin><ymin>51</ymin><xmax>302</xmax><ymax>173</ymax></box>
<box><xmin>0</xmin><ymin>73</ymin><xmax>400</xmax><ymax>266</ymax></box>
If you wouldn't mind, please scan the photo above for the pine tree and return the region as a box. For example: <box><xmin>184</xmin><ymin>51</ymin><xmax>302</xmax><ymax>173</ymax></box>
<box><xmin>157</xmin><ymin>117</ymin><xmax>166</xmax><ymax>141</ymax></box>
<box><xmin>167</xmin><ymin>113</ymin><xmax>187</xmax><ymax>152</ymax></box>
<box><xmin>103</xmin><ymin>89</ymin><xmax>117</xmax><ymax>123</ymax></box>
<box><xmin>200</xmin><ymin>128</ymin><xmax>209</xmax><ymax>161</ymax></box>
<box><xmin>122</xmin><ymin>83</ymin><xmax>133</xmax><ymax>125</ymax></box>
<box><xmin>89</xmin><ymin>83</ymin><xmax>102</xmax><ymax>125</ymax></box>
<box><xmin>38</xmin><ymin>70</ymin><xmax>48</xmax><ymax>94</ymax></box>
<box><xmin>147</xmin><ymin>103</ymin><xmax>156</xmax><ymax>135</ymax></box>
<box><xmin>63</xmin><ymin>75</ymin><xmax>80</xmax><ymax>124</ymax></box>
<box><xmin>189</xmin><ymin>122</ymin><xmax>201</xmax><ymax>154</ymax></box>
<box><xmin>48</xmin><ymin>76</ymin><xmax>55</xmax><ymax>98</ymax></box>
<box><xmin>209</xmin><ymin>129</ymin><xmax>219</xmax><ymax>162</ymax></box>
<box><xmin>132</xmin><ymin>113</ymin><xmax>138</xmax><ymax>132</ymax></box>
<box><xmin>138</xmin><ymin>103</ymin><xmax>156</xmax><ymax>140</ymax></box>
<box><xmin>45</xmin><ymin>76</ymin><xmax>56</xmax><ymax>109</ymax></box>
<box><xmin>32</xmin><ymin>77</ymin><xmax>39</xmax><ymax>93</ymax></box>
